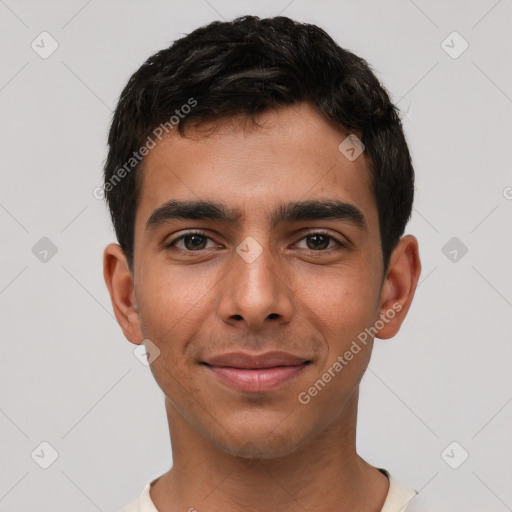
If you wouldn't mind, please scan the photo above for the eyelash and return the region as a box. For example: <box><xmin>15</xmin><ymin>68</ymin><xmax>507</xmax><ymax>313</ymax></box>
<box><xmin>165</xmin><ymin>229</ymin><xmax>346</xmax><ymax>255</ymax></box>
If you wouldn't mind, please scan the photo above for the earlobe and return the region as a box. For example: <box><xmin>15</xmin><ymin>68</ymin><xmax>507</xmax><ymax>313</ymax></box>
<box><xmin>375</xmin><ymin>235</ymin><xmax>421</xmax><ymax>340</ymax></box>
<box><xmin>103</xmin><ymin>243</ymin><xmax>143</xmax><ymax>344</ymax></box>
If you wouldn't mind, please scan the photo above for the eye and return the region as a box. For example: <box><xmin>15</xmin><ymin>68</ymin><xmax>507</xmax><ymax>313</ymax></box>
<box><xmin>164</xmin><ymin>230</ymin><xmax>346</xmax><ymax>254</ymax></box>
<box><xmin>295</xmin><ymin>231</ymin><xmax>345</xmax><ymax>251</ymax></box>
<box><xmin>166</xmin><ymin>231</ymin><xmax>218</xmax><ymax>251</ymax></box>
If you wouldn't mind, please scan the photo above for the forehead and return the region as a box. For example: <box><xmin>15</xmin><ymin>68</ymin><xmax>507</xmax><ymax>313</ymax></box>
<box><xmin>135</xmin><ymin>103</ymin><xmax>377</xmax><ymax>231</ymax></box>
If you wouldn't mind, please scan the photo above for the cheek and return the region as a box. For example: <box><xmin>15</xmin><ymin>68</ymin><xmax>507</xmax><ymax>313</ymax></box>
<box><xmin>136</xmin><ymin>259</ymin><xmax>214</xmax><ymax>340</ymax></box>
<box><xmin>137</xmin><ymin>270</ymin><xmax>208</xmax><ymax>397</ymax></box>
<box><xmin>299</xmin><ymin>265</ymin><xmax>379</xmax><ymax>334</ymax></box>
<box><xmin>135</xmin><ymin>264</ymin><xmax>222</xmax><ymax>402</ymax></box>
<box><xmin>295</xmin><ymin>266</ymin><xmax>379</xmax><ymax>395</ymax></box>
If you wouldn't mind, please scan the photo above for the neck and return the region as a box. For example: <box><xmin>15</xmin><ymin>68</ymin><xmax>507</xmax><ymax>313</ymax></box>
<box><xmin>150</xmin><ymin>388</ymin><xmax>389</xmax><ymax>512</ymax></box>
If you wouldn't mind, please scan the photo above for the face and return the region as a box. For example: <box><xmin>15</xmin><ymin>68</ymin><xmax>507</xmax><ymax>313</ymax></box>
<box><xmin>105</xmin><ymin>102</ymin><xmax>420</xmax><ymax>459</ymax></box>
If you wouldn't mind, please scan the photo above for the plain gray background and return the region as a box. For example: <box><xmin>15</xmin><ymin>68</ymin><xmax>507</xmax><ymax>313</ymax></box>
<box><xmin>1</xmin><ymin>1</ymin><xmax>511</xmax><ymax>511</ymax></box>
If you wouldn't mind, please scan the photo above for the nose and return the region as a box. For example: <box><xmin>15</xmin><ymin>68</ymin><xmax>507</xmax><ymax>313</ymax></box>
<box><xmin>217</xmin><ymin>239</ymin><xmax>294</xmax><ymax>332</ymax></box>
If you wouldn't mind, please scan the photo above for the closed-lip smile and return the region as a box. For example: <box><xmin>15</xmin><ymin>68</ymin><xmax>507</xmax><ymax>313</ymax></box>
<box><xmin>202</xmin><ymin>351</ymin><xmax>311</xmax><ymax>392</ymax></box>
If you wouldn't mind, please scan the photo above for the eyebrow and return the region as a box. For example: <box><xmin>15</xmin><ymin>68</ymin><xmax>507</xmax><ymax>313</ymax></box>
<box><xmin>145</xmin><ymin>199</ymin><xmax>367</xmax><ymax>231</ymax></box>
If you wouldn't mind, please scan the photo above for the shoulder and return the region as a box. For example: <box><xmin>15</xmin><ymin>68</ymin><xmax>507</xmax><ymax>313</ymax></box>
<box><xmin>379</xmin><ymin>468</ymin><xmax>419</xmax><ymax>512</ymax></box>
<box><xmin>117</xmin><ymin>479</ymin><xmax>157</xmax><ymax>512</ymax></box>
<box><xmin>119</xmin><ymin>498</ymin><xmax>139</xmax><ymax>512</ymax></box>
<box><xmin>379</xmin><ymin>468</ymin><xmax>437</xmax><ymax>511</ymax></box>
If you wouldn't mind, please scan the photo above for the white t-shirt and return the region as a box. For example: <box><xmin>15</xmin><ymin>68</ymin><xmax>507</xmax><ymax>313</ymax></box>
<box><xmin>120</xmin><ymin>468</ymin><xmax>421</xmax><ymax>511</ymax></box>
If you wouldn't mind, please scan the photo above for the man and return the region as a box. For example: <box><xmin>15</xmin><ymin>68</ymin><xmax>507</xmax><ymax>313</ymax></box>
<box><xmin>103</xmin><ymin>15</ymin><xmax>422</xmax><ymax>512</ymax></box>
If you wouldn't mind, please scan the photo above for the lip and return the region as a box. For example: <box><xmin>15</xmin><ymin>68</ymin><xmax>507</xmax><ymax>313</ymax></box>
<box><xmin>204</xmin><ymin>351</ymin><xmax>309</xmax><ymax>369</ymax></box>
<box><xmin>202</xmin><ymin>351</ymin><xmax>311</xmax><ymax>392</ymax></box>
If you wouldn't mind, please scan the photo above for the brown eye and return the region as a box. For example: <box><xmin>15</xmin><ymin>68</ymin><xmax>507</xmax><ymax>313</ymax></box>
<box><xmin>305</xmin><ymin>234</ymin><xmax>331</xmax><ymax>250</ymax></box>
<box><xmin>296</xmin><ymin>231</ymin><xmax>345</xmax><ymax>252</ymax></box>
<box><xmin>181</xmin><ymin>234</ymin><xmax>208</xmax><ymax>250</ymax></box>
<box><xmin>166</xmin><ymin>231</ymin><xmax>217</xmax><ymax>252</ymax></box>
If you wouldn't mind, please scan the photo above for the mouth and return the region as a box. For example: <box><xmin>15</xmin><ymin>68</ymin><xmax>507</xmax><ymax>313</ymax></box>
<box><xmin>201</xmin><ymin>351</ymin><xmax>312</xmax><ymax>392</ymax></box>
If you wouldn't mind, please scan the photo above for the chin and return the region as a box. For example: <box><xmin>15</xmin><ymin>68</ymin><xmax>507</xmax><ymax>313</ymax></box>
<box><xmin>211</xmin><ymin>421</ymin><xmax>308</xmax><ymax>460</ymax></box>
<box><xmin>222</xmin><ymin>437</ymin><xmax>300</xmax><ymax>460</ymax></box>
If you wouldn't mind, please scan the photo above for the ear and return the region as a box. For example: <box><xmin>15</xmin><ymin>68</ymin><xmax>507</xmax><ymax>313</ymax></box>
<box><xmin>375</xmin><ymin>235</ymin><xmax>421</xmax><ymax>340</ymax></box>
<box><xmin>103</xmin><ymin>243</ymin><xmax>143</xmax><ymax>345</ymax></box>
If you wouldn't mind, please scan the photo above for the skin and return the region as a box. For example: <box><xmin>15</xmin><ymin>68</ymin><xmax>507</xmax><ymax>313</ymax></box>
<box><xmin>104</xmin><ymin>102</ymin><xmax>421</xmax><ymax>512</ymax></box>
